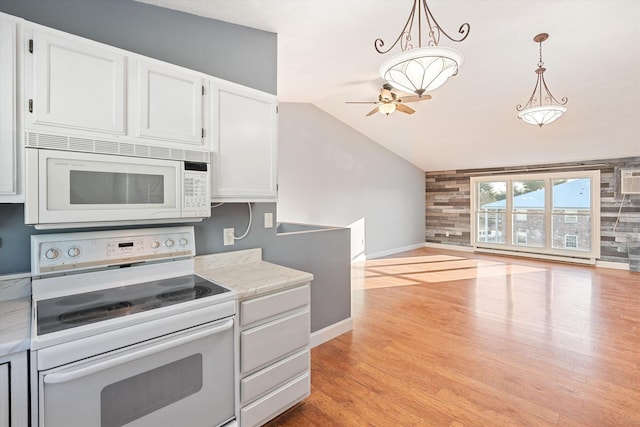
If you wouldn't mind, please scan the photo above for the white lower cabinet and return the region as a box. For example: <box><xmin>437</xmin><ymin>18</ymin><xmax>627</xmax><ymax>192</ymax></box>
<box><xmin>239</xmin><ymin>284</ymin><xmax>311</xmax><ymax>427</ymax></box>
<box><xmin>0</xmin><ymin>352</ymin><xmax>28</xmax><ymax>427</ymax></box>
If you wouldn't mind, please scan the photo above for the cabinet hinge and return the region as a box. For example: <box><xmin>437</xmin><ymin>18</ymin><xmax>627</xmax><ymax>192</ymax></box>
<box><xmin>276</xmin><ymin>106</ymin><xmax>279</xmax><ymax>114</ymax></box>
<box><xmin>28</xmin><ymin>99</ymin><xmax>33</xmax><ymax>113</ymax></box>
<box><xmin>28</xmin><ymin>39</ymin><xmax>33</xmax><ymax>53</ymax></box>
<box><xmin>201</xmin><ymin>85</ymin><xmax>205</xmax><ymax>96</ymax></box>
<box><xmin>201</xmin><ymin>128</ymin><xmax>205</xmax><ymax>138</ymax></box>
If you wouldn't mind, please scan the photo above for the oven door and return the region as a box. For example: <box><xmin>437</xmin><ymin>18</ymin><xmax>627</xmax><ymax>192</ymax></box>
<box><xmin>37</xmin><ymin>318</ymin><xmax>235</xmax><ymax>427</ymax></box>
<box><xmin>25</xmin><ymin>148</ymin><xmax>181</xmax><ymax>225</ymax></box>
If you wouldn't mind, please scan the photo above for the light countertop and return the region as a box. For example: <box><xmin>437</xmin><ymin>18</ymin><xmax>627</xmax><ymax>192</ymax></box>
<box><xmin>0</xmin><ymin>275</ymin><xmax>32</xmax><ymax>356</ymax></box>
<box><xmin>195</xmin><ymin>248</ymin><xmax>313</xmax><ymax>299</ymax></box>
<box><xmin>0</xmin><ymin>274</ymin><xmax>31</xmax><ymax>356</ymax></box>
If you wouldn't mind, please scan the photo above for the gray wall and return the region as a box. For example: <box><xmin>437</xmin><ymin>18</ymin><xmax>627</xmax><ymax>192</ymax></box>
<box><xmin>0</xmin><ymin>0</ymin><xmax>351</xmax><ymax>333</ymax></box>
<box><xmin>278</xmin><ymin>103</ymin><xmax>426</xmax><ymax>260</ymax></box>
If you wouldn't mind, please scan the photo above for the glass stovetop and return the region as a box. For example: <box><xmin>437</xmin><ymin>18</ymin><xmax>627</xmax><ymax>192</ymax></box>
<box><xmin>36</xmin><ymin>274</ymin><xmax>231</xmax><ymax>336</ymax></box>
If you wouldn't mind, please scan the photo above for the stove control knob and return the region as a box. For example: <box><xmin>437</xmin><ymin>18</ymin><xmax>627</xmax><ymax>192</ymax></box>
<box><xmin>164</xmin><ymin>239</ymin><xmax>175</xmax><ymax>248</ymax></box>
<box><xmin>179</xmin><ymin>238</ymin><xmax>188</xmax><ymax>246</ymax></box>
<box><xmin>45</xmin><ymin>248</ymin><xmax>60</xmax><ymax>260</ymax></box>
<box><xmin>151</xmin><ymin>240</ymin><xmax>160</xmax><ymax>249</ymax></box>
<box><xmin>67</xmin><ymin>247</ymin><xmax>81</xmax><ymax>258</ymax></box>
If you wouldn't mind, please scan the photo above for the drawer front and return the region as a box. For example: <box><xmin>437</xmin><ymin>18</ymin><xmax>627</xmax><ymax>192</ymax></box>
<box><xmin>240</xmin><ymin>373</ymin><xmax>310</xmax><ymax>427</ymax></box>
<box><xmin>241</xmin><ymin>349</ymin><xmax>309</xmax><ymax>404</ymax></box>
<box><xmin>241</xmin><ymin>310</ymin><xmax>310</xmax><ymax>374</ymax></box>
<box><xmin>240</xmin><ymin>284</ymin><xmax>310</xmax><ymax>326</ymax></box>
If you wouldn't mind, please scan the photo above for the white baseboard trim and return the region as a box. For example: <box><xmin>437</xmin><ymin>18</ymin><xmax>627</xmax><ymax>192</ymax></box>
<box><xmin>310</xmin><ymin>317</ymin><xmax>353</xmax><ymax>348</ymax></box>
<box><xmin>595</xmin><ymin>260</ymin><xmax>630</xmax><ymax>270</ymax></box>
<box><xmin>365</xmin><ymin>243</ymin><xmax>427</xmax><ymax>260</ymax></box>
<box><xmin>424</xmin><ymin>242</ymin><xmax>474</xmax><ymax>253</ymax></box>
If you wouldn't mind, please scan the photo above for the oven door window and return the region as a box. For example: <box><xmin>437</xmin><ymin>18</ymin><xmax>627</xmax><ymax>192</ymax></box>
<box><xmin>38</xmin><ymin>319</ymin><xmax>235</xmax><ymax>427</ymax></box>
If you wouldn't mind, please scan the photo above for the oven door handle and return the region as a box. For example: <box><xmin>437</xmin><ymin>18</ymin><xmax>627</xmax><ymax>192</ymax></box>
<box><xmin>43</xmin><ymin>318</ymin><xmax>233</xmax><ymax>384</ymax></box>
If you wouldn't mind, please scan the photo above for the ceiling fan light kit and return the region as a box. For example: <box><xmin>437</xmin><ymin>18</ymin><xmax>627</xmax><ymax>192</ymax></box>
<box><xmin>374</xmin><ymin>0</ymin><xmax>470</xmax><ymax>97</ymax></box>
<box><xmin>516</xmin><ymin>33</ymin><xmax>568</xmax><ymax>127</ymax></box>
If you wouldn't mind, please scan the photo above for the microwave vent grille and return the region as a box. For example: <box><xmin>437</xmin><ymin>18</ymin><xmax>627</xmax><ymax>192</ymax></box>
<box><xmin>171</xmin><ymin>149</ymin><xmax>185</xmax><ymax>161</ymax></box>
<box><xmin>69</xmin><ymin>137</ymin><xmax>94</xmax><ymax>152</ymax></box>
<box><xmin>25</xmin><ymin>132</ymin><xmax>210</xmax><ymax>163</ymax></box>
<box><xmin>151</xmin><ymin>146</ymin><xmax>171</xmax><ymax>159</ymax></box>
<box><xmin>135</xmin><ymin>145</ymin><xmax>150</xmax><ymax>157</ymax></box>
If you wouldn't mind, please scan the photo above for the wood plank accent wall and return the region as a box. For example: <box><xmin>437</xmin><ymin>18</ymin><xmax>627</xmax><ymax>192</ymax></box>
<box><xmin>425</xmin><ymin>156</ymin><xmax>640</xmax><ymax>265</ymax></box>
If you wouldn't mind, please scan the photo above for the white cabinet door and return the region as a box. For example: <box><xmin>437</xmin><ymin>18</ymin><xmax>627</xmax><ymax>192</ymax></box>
<box><xmin>0</xmin><ymin>352</ymin><xmax>28</xmax><ymax>427</ymax></box>
<box><xmin>211</xmin><ymin>80</ymin><xmax>278</xmax><ymax>202</ymax></box>
<box><xmin>0</xmin><ymin>362</ymin><xmax>8</xmax><ymax>427</ymax></box>
<box><xmin>0</xmin><ymin>14</ymin><xmax>20</xmax><ymax>201</ymax></box>
<box><xmin>135</xmin><ymin>60</ymin><xmax>206</xmax><ymax>147</ymax></box>
<box><xmin>27</xmin><ymin>27</ymin><xmax>126</xmax><ymax>135</ymax></box>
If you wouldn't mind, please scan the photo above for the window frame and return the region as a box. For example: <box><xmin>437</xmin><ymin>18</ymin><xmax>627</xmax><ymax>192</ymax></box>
<box><xmin>470</xmin><ymin>170</ymin><xmax>600</xmax><ymax>261</ymax></box>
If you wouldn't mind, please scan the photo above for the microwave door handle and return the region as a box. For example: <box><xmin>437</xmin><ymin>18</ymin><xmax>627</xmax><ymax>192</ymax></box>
<box><xmin>43</xmin><ymin>319</ymin><xmax>233</xmax><ymax>385</ymax></box>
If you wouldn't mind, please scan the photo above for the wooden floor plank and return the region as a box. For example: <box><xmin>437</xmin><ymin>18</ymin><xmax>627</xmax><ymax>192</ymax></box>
<box><xmin>265</xmin><ymin>248</ymin><xmax>640</xmax><ymax>426</ymax></box>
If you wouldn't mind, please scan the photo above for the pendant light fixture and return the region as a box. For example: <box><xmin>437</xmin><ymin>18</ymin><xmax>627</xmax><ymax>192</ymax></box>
<box><xmin>375</xmin><ymin>0</ymin><xmax>470</xmax><ymax>97</ymax></box>
<box><xmin>516</xmin><ymin>33</ymin><xmax>568</xmax><ymax>127</ymax></box>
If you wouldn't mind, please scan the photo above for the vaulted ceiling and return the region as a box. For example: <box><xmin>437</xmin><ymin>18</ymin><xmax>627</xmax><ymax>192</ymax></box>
<box><xmin>137</xmin><ymin>0</ymin><xmax>640</xmax><ymax>172</ymax></box>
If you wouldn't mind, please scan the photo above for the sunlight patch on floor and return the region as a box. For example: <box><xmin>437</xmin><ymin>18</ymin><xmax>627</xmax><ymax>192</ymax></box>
<box><xmin>352</xmin><ymin>255</ymin><xmax>547</xmax><ymax>290</ymax></box>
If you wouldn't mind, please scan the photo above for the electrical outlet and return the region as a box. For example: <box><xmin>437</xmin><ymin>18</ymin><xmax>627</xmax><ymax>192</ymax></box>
<box><xmin>223</xmin><ymin>228</ymin><xmax>235</xmax><ymax>246</ymax></box>
<box><xmin>264</xmin><ymin>212</ymin><xmax>273</xmax><ymax>229</ymax></box>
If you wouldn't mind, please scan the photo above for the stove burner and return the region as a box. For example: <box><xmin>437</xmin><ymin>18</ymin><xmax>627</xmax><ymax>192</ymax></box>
<box><xmin>60</xmin><ymin>302</ymin><xmax>133</xmax><ymax>325</ymax></box>
<box><xmin>56</xmin><ymin>292</ymin><xmax>105</xmax><ymax>306</ymax></box>
<box><xmin>157</xmin><ymin>286</ymin><xmax>212</xmax><ymax>302</ymax></box>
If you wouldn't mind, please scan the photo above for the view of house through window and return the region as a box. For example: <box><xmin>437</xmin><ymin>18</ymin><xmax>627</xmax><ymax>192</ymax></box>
<box><xmin>471</xmin><ymin>171</ymin><xmax>600</xmax><ymax>260</ymax></box>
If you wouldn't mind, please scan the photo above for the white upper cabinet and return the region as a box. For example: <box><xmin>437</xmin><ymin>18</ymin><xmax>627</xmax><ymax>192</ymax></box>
<box><xmin>23</xmin><ymin>22</ymin><xmax>209</xmax><ymax>153</ymax></box>
<box><xmin>135</xmin><ymin>60</ymin><xmax>206</xmax><ymax>147</ymax></box>
<box><xmin>0</xmin><ymin>13</ymin><xmax>22</xmax><ymax>202</ymax></box>
<box><xmin>211</xmin><ymin>79</ymin><xmax>278</xmax><ymax>202</ymax></box>
<box><xmin>26</xmin><ymin>28</ymin><xmax>126</xmax><ymax>135</ymax></box>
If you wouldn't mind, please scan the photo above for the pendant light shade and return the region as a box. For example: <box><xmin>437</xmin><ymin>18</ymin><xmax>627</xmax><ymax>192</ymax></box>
<box><xmin>375</xmin><ymin>0</ymin><xmax>470</xmax><ymax>97</ymax></box>
<box><xmin>516</xmin><ymin>33</ymin><xmax>568</xmax><ymax>127</ymax></box>
<box><xmin>379</xmin><ymin>46</ymin><xmax>464</xmax><ymax>96</ymax></box>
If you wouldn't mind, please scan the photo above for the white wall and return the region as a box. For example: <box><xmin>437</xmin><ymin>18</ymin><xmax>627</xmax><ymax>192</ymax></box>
<box><xmin>278</xmin><ymin>103</ymin><xmax>425</xmax><ymax>259</ymax></box>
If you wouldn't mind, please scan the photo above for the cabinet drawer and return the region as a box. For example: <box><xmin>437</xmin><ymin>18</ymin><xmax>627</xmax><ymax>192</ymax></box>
<box><xmin>241</xmin><ymin>310</ymin><xmax>309</xmax><ymax>374</ymax></box>
<box><xmin>240</xmin><ymin>373</ymin><xmax>310</xmax><ymax>427</ymax></box>
<box><xmin>241</xmin><ymin>349</ymin><xmax>309</xmax><ymax>404</ymax></box>
<box><xmin>240</xmin><ymin>284</ymin><xmax>309</xmax><ymax>326</ymax></box>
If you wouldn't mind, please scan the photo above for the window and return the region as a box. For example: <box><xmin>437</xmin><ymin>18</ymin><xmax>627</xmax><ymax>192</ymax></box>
<box><xmin>471</xmin><ymin>170</ymin><xmax>600</xmax><ymax>260</ymax></box>
<box><xmin>565</xmin><ymin>235</ymin><xmax>578</xmax><ymax>249</ymax></box>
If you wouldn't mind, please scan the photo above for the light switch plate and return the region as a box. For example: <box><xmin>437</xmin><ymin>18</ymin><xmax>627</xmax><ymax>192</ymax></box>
<box><xmin>264</xmin><ymin>212</ymin><xmax>273</xmax><ymax>229</ymax></box>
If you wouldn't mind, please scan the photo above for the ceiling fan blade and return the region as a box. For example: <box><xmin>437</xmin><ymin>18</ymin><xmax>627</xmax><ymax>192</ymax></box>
<box><xmin>346</xmin><ymin>101</ymin><xmax>379</xmax><ymax>104</ymax></box>
<box><xmin>395</xmin><ymin>103</ymin><xmax>415</xmax><ymax>114</ymax></box>
<box><xmin>366</xmin><ymin>106</ymin><xmax>380</xmax><ymax>116</ymax></box>
<box><xmin>399</xmin><ymin>94</ymin><xmax>432</xmax><ymax>103</ymax></box>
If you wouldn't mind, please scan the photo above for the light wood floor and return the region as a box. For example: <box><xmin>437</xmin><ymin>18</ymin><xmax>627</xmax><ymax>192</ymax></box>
<box><xmin>265</xmin><ymin>247</ymin><xmax>640</xmax><ymax>426</ymax></box>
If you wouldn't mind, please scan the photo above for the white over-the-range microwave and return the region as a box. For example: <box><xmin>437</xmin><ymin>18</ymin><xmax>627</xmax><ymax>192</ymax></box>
<box><xmin>24</xmin><ymin>140</ymin><xmax>211</xmax><ymax>229</ymax></box>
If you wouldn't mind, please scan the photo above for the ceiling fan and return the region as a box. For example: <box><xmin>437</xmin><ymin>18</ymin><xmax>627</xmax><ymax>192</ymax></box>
<box><xmin>346</xmin><ymin>84</ymin><xmax>432</xmax><ymax>116</ymax></box>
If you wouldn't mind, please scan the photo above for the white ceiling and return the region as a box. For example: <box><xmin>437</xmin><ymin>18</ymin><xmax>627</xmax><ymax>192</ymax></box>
<box><xmin>137</xmin><ymin>0</ymin><xmax>640</xmax><ymax>172</ymax></box>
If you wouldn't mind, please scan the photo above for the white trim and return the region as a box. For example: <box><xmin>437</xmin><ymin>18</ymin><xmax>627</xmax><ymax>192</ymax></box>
<box><xmin>310</xmin><ymin>318</ymin><xmax>353</xmax><ymax>348</ymax></box>
<box><xmin>595</xmin><ymin>260</ymin><xmax>630</xmax><ymax>270</ymax></box>
<box><xmin>365</xmin><ymin>243</ymin><xmax>427</xmax><ymax>260</ymax></box>
<box><xmin>475</xmin><ymin>247</ymin><xmax>596</xmax><ymax>265</ymax></box>
<box><xmin>424</xmin><ymin>242</ymin><xmax>474</xmax><ymax>253</ymax></box>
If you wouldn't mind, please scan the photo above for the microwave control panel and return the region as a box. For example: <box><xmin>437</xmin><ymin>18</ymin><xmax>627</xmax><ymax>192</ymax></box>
<box><xmin>31</xmin><ymin>226</ymin><xmax>196</xmax><ymax>275</ymax></box>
